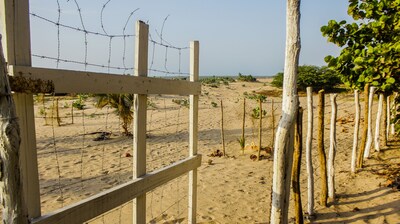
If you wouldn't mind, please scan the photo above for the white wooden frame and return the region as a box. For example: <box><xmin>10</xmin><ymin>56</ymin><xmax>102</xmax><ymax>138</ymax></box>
<box><xmin>1</xmin><ymin>2</ymin><xmax>201</xmax><ymax>224</ymax></box>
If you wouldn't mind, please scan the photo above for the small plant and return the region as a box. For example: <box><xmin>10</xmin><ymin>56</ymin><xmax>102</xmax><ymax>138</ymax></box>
<box><xmin>39</xmin><ymin>108</ymin><xmax>46</xmax><ymax>116</ymax></box>
<box><xmin>211</xmin><ymin>101</ymin><xmax>218</xmax><ymax>108</ymax></box>
<box><xmin>63</xmin><ymin>102</ymin><xmax>70</xmax><ymax>108</ymax></box>
<box><xmin>251</xmin><ymin>106</ymin><xmax>266</xmax><ymax>119</ymax></box>
<box><xmin>147</xmin><ymin>99</ymin><xmax>157</xmax><ymax>109</ymax></box>
<box><xmin>237</xmin><ymin>137</ymin><xmax>245</xmax><ymax>153</ymax></box>
<box><xmin>72</xmin><ymin>94</ymin><xmax>88</xmax><ymax>110</ymax></box>
<box><xmin>172</xmin><ymin>99</ymin><xmax>189</xmax><ymax>108</ymax></box>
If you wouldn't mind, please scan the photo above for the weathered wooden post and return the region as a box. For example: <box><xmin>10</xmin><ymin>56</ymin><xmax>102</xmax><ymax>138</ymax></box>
<box><xmin>0</xmin><ymin>0</ymin><xmax>41</xmax><ymax>220</ymax></box>
<box><xmin>357</xmin><ymin>84</ymin><xmax>369</xmax><ymax>168</ymax></box>
<box><xmin>220</xmin><ymin>99</ymin><xmax>226</xmax><ymax>156</ymax></box>
<box><xmin>0</xmin><ymin>36</ymin><xmax>28</xmax><ymax>224</ymax></box>
<box><xmin>257</xmin><ymin>99</ymin><xmax>262</xmax><ymax>160</ymax></box>
<box><xmin>292</xmin><ymin>107</ymin><xmax>303</xmax><ymax>224</ymax></box>
<box><xmin>270</xmin><ymin>0</ymin><xmax>301</xmax><ymax>223</ymax></box>
<box><xmin>328</xmin><ymin>94</ymin><xmax>337</xmax><ymax>202</ymax></box>
<box><xmin>305</xmin><ymin>87</ymin><xmax>314</xmax><ymax>216</ymax></box>
<box><xmin>241</xmin><ymin>98</ymin><xmax>246</xmax><ymax>154</ymax></box>
<box><xmin>374</xmin><ymin>93</ymin><xmax>383</xmax><ymax>152</ymax></box>
<box><xmin>133</xmin><ymin>20</ymin><xmax>148</xmax><ymax>224</ymax></box>
<box><xmin>188</xmin><ymin>40</ymin><xmax>199</xmax><ymax>224</ymax></box>
<box><xmin>317</xmin><ymin>89</ymin><xmax>328</xmax><ymax>207</ymax></box>
<box><xmin>351</xmin><ymin>90</ymin><xmax>360</xmax><ymax>173</ymax></box>
<box><xmin>364</xmin><ymin>86</ymin><xmax>376</xmax><ymax>158</ymax></box>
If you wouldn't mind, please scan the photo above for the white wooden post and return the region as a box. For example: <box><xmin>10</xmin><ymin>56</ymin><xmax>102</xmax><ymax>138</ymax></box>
<box><xmin>133</xmin><ymin>20</ymin><xmax>148</xmax><ymax>224</ymax></box>
<box><xmin>364</xmin><ymin>86</ymin><xmax>376</xmax><ymax>158</ymax></box>
<box><xmin>305</xmin><ymin>87</ymin><xmax>314</xmax><ymax>216</ymax></box>
<box><xmin>188</xmin><ymin>40</ymin><xmax>199</xmax><ymax>224</ymax></box>
<box><xmin>387</xmin><ymin>95</ymin><xmax>390</xmax><ymax>139</ymax></box>
<box><xmin>328</xmin><ymin>94</ymin><xmax>337</xmax><ymax>201</ymax></box>
<box><xmin>0</xmin><ymin>0</ymin><xmax>41</xmax><ymax>220</ymax></box>
<box><xmin>270</xmin><ymin>0</ymin><xmax>300</xmax><ymax>223</ymax></box>
<box><xmin>374</xmin><ymin>93</ymin><xmax>383</xmax><ymax>152</ymax></box>
<box><xmin>351</xmin><ymin>90</ymin><xmax>360</xmax><ymax>173</ymax></box>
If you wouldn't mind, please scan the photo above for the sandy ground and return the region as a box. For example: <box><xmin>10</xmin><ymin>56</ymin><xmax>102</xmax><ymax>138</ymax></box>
<box><xmin>5</xmin><ymin>78</ymin><xmax>400</xmax><ymax>223</ymax></box>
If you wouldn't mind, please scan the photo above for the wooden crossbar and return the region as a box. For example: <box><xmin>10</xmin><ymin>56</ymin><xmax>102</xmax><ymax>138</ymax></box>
<box><xmin>10</xmin><ymin>65</ymin><xmax>201</xmax><ymax>95</ymax></box>
<box><xmin>30</xmin><ymin>155</ymin><xmax>202</xmax><ymax>224</ymax></box>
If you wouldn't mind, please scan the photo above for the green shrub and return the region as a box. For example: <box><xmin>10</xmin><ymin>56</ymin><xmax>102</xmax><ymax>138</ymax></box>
<box><xmin>271</xmin><ymin>65</ymin><xmax>342</xmax><ymax>92</ymax></box>
<box><xmin>237</xmin><ymin>73</ymin><xmax>257</xmax><ymax>82</ymax></box>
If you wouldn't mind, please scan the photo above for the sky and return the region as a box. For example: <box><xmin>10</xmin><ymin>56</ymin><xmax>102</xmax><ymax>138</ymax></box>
<box><xmin>29</xmin><ymin>0</ymin><xmax>354</xmax><ymax>77</ymax></box>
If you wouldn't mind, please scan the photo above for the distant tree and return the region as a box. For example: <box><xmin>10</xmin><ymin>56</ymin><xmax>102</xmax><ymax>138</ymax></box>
<box><xmin>271</xmin><ymin>65</ymin><xmax>342</xmax><ymax>91</ymax></box>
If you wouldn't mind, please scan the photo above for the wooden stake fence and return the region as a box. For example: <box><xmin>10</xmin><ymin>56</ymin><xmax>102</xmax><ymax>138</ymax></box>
<box><xmin>241</xmin><ymin>98</ymin><xmax>246</xmax><ymax>154</ymax></box>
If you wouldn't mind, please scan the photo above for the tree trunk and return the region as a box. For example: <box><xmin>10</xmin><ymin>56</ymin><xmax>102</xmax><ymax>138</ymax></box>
<box><xmin>305</xmin><ymin>87</ymin><xmax>314</xmax><ymax>216</ymax></box>
<box><xmin>292</xmin><ymin>107</ymin><xmax>304</xmax><ymax>224</ymax></box>
<box><xmin>317</xmin><ymin>90</ymin><xmax>328</xmax><ymax>207</ymax></box>
<box><xmin>328</xmin><ymin>94</ymin><xmax>337</xmax><ymax>202</ymax></box>
<box><xmin>374</xmin><ymin>93</ymin><xmax>383</xmax><ymax>152</ymax></box>
<box><xmin>364</xmin><ymin>86</ymin><xmax>376</xmax><ymax>158</ymax></box>
<box><xmin>351</xmin><ymin>90</ymin><xmax>360</xmax><ymax>173</ymax></box>
<box><xmin>357</xmin><ymin>84</ymin><xmax>369</xmax><ymax>168</ymax></box>
<box><xmin>270</xmin><ymin>0</ymin><xmax>301</xmax><ymax>223</ymax></box>
<box><xmin>0</xmin><ymin>38</ymin><xmax>27</xmax><ymax>224</ymax></box>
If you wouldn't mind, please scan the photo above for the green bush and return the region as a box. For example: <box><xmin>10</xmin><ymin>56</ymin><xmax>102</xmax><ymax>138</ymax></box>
<box><xmin>271</xmin><ymin>65</ymin><xmax>342</xmax><ymax>92</ymax></box>
<box><xmin>237</xmin><ymin>73</ymin><xmax>257</xmax><ymax>82</ymax></box>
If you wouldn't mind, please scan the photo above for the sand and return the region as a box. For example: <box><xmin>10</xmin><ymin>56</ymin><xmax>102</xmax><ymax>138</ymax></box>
<box><xmin>8</xmin><ymin>78</ymin><xmax>400</xmax><ymax>223</ymax></box>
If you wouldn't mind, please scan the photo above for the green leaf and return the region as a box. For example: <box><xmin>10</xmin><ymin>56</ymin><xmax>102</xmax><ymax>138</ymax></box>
<box><xmin>387</xmin><ymin>77</ymin><xmax>395</xmax><ymax>84</ymax></box>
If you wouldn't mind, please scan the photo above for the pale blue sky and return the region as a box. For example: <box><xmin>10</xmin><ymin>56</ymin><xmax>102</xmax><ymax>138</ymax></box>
<box><xmin>30</xmin><ymin>0</ymin><xmax>353</xmax><ymax>77</ymax></box>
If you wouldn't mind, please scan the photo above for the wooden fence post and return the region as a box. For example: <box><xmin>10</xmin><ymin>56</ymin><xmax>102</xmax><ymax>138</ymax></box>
<box><xmin>270</xmin><ymin>0</ymin><xmax>300</xmax><ymax>222</ymax></box>
<box><xmin>0</xmin><ymin>37</ymin><xmax>27</xmax><ymax>224</ymax></box>
<box><xmin>257</xmin><ymin>99</ymin><xmax>262</xmax><ymax>160</ymax></box>
<box><xmin>0</xmin><ymin>0</ymin><xmax>41</xmax><ymax>219</ymax></box>
<box><xmin>357</xmin><ymin>84</ymin><xmax>369</xmax><ymax>168</ymax></box>
<box><xmin>317</xmin><ymin>89</ymin><xmax>328</xmax><ymax>207</ymax></box>
<box><xmin>328</xmin><ymin>94</ymin><xmax>337</xmax><ymax>202</ymax></box>
<box><xmin>241</xmin><ymin>98</ymin><xmax>246</xmax><ymax>154</ymax></box>
<box><xmin>292</xmin><ymin>107</ymin><xmax>303</xmax><ymax>224</ymax></box>
<box><xmin>374</xmin><ymin>93</ymin><xmax>383</xmax><ymax>152</ymax></box>
<box><xmin>220</xmin><ymin>99</ymin><xmax>226</xmax><ymax>156</ymax></box>
<box><xmin>364</xmin><ymin>86</ymin><xmax>376</xmax><ymax>158</ymax></box>
<box><xmin>382</xmin><ymin>94</ymin><xmax>388</xmax><ymax>147</ymax></box>
<box><xmin>351</xmin><ymin>90</ymin><xmax>360</xmax><ymax>173</ymax></box>
<box><xmin>133</xmin><ymin>20</ymin><xmax>148</xmax><ymax>224</ymax></box>
<box><xmin>305</xmin><ymin>87</ymin><xmax>314</xmax><ymax>216</ymax></box>
<box><xmin>188</xmin><ymin>40</ymin><xmax>199</xmax><ymax>224</ymax></box>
